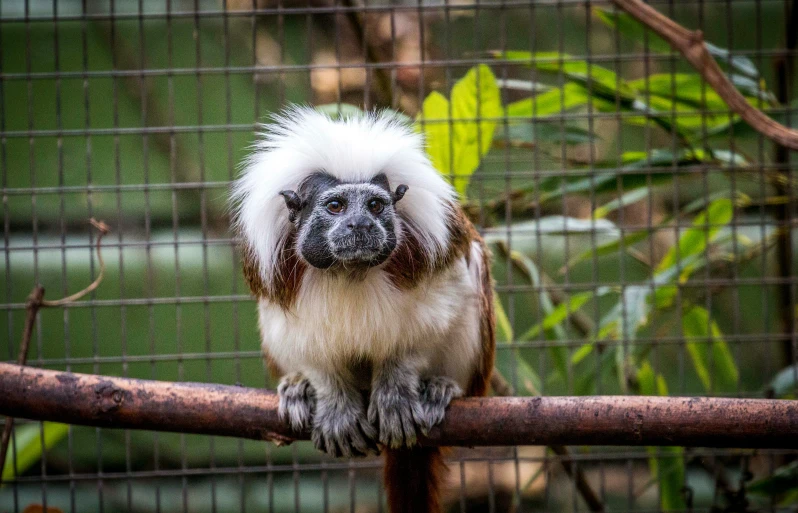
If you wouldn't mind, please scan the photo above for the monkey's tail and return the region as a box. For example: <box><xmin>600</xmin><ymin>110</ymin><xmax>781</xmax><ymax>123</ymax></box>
<box><xmin>384</xmin><ymin>447</ymin><xmax>446</xmax><ymax>513</ymax></box>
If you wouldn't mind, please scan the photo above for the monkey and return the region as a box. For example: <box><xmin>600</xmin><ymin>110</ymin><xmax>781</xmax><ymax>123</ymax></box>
<box><xmin>231</xmin><ymin>107</ymin><xmax>495</xmax><ymax>513</ymax></box>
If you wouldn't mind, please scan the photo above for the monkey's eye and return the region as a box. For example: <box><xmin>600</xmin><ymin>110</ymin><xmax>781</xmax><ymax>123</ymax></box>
<box><xmin>326</xmin><ymin>200</ymin><xmax>345</xmax><ymax>214</ymax></box>
<box><xmin>367</xmin><ymin>199</ymin><xmax>385</xmax><ymax>215</ymax></box>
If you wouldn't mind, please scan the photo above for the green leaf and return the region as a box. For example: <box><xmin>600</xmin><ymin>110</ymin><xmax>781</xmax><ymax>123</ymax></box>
<box><xmin>563</xmin><ymin>185</ymin><xmax>747</xmax><ymax>272</ymax></box>
<box><xmin>748</xmin><ymin>461</ymin><xmax>798</xmax><ymax>497</ymax></box>
<box><xmin>636</xmin><ymin>362</ymin><xmax>687</xmax><ymax>511</ymax></box>
<box><xmin>450</xmin><ymin>65</ymin><xmax>503</xmax><ymax>196</ymax></box>
<box><xmin>497</xmin><ymin>121</ymin><xmax>598</xmax><ymax>146</ymax></box>
<box><xmin>507</xmin><ymin>83</ymin><xmax>592</xmax><ymax>119</ymax></box>
<box><xmin>599</xmin><ymin>285</ymin><xmax>652</xmax><ymax>342</ymax></box>
<box><xmin>592</xmin><ymin>187</ymin><xmax>651</xmax><ymax>219</ymax></box>
<box><xmin>494</xmin><ymin>296</ymin><xmax>514</xmax><ymax>343</ymax></box>
<box><xmin>2</xmin><ymin>422</ymin><xmax>69</xmax><ymax>481</ymax></box>
<box><xmin>494</xmin><ymin>347</ymin><xmax>543</xmax><ymax>397</ymax></box>
<box><xmin>419</xmin><ymin>91</ymin><xmax>453</xmax><ymax>178</ymax></box>
<box><xmin>682</xmin><ymin>305</ymin><xmax>739</xmax><ymax>392</ymax></box>
<box><xmin>497</xmin><ymin>51</ymin><xmax>637</xmax><ymax>101</ymax></box>
<box><xmin>657</xmin><ymin>198</ymin><xmax>734</xmax><ymax>273</ymax></box>
<box><xmin>571</xmin><ymin>343</ymin><xmax>594</xmax><ymax>365</ymax></box>
<box><xmin>418</xmin><ymin>65</ymin><xmax>503</xmax><ymax>197</ymax></box>
<box><xmin>522</xmin><ymin>290</ymin><xmax>594</xmax><ymax>340</ymax></box>
<box><xmin>766</xmin><ymin>364</ymin><xmax>798</xmax><ymax>398</ymax></box>
<box><xmin>629</xmin><ymin>73</ymin><xmax>775</xmax><ymax>108</ymax></box>
<box><xmin>510</xmin><ymin>250</ymin><xmax>569</xmax><ymax>378</ymax></box>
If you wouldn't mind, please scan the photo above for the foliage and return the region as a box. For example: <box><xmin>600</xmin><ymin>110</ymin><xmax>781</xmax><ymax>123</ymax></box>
<box><xmin>2</xmin><ymin>422</ymin><xmax>69</xmax><ymax>483</ymax></box>
<box><xmin>417</xmin><ymin>65</ymin><xmax>503</xmax><ymax>197</ymax></box>
<box><xmin>399</xmin><ymin>5</ymin><xmax>790</xmax><ymax>507</ymax></box>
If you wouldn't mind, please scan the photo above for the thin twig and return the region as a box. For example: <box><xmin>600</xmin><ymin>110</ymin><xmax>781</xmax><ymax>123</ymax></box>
<box><xmin>0</xmin><ymin>286</ymin><xmax>45</xmax><ymax>478</ymax></box>
<box><xmin>40</xmin><ymin>219</ymin><xmax>110</xmax><ymax>307</ymax></box>
<box><xmin>0</xmin><ymin>219</ymin><xmax>110</xmax><ymax>480</ymax></box>
<box><xmin>610</xmin><ymin>0</ymin><xmax>798</xmax><ymax>149</ymax></box>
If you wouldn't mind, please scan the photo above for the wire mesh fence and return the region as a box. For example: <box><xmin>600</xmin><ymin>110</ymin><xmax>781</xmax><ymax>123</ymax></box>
<box><xmin>2</xmin><ymin>0</ymin><xmax>798</xmax><ymax>511</ymax></box>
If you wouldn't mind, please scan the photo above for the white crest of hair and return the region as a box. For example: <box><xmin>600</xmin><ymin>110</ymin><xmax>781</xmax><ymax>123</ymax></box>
<box><xmin>231</xmin><ymin>106</ymin><xmax>457</xmax><ymax>283</ymax></box>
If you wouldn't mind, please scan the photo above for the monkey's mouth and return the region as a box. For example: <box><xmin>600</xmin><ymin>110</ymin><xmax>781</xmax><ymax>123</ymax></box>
<box><xmin>330</xmin><ymin>235</ymin><xmax>390</xmax><ymax>266</ymax></box>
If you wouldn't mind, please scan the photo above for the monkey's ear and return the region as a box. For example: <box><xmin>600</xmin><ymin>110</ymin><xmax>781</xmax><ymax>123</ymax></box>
<box><xmin>392</xmin><ymin>185</ymin><xmax>409</xmax><ymax>204</ymax></box>
<box><xmin>279</xmin><ymin>190</ymin><xmax>303</xmax><ymax>222</ymax></box>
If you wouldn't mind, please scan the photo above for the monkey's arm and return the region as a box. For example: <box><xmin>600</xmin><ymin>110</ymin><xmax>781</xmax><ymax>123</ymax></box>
<box><xmin>368</xmin><ymin>358</ymin><xmax>463</xmax><ymax>449</ymax></box>
<box><xmin>304</xmin><ymin>367</ymin><xmax>378</xmax><ymax>457</ymax></box>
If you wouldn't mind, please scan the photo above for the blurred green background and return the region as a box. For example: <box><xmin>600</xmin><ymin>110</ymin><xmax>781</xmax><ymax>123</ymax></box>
<box><xmin>3</xmin><ymin>0</ymin><xmax>798</xmax><ymax>512</ymax></box>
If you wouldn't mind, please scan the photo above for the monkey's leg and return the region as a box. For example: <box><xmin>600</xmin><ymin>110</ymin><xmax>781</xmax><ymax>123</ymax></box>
<box><xmin>368</xmin><ymin>359</ymin><xmax>425</xmax><ymax>449</ymax></box>
<box><xmin>277</xmin><ymin>372</ymin><xmax>316</xmax><ymax>432</ymax></box>
<box><xmin>417</xmin><ymin>376</ymin><xmax>462</xmax><ymax>435</ymax></box>
<box><xmin>309</xmin><ymin>371</ymin><xmax>378</xmax><ymax>458</ymax></box>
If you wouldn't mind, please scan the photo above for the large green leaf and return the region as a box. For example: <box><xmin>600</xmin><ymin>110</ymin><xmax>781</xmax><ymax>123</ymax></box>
<box><xmin>419</xmin><ymin>91</ymin><xmax>454</xmax><ymax>182</ymax></box>
<box><xmin>498</xmin><ymin>51</ymin><xmax>637</xmax><ymax>101</ymax></box>
<box><xmin>682</xmin><ymin>305</ymin><xmax>739</xmax><ymax>392</ymax></box>
<box><xmin>418</xmin><ymin>65</ymin><xmax>503</xmax><ymax>197</ymax></box>
<box><xmin>506</xmin><ymin>83</ymin><xmax>606</xmax><ymax>119</ymax></box>
<box><xmin>629</xmin><ymin>73</ymin><xmax>775</xmax><ymax>108</ymax></box>
<box><xmin>2</xmin><ymin>422</ymin><xmax>69</xmax><ymax>481</ymax></box>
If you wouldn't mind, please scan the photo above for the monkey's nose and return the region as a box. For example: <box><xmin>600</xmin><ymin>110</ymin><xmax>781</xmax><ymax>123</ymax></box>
<box><xmin>347</xmin><ymin>215</ymin><xmax>375</xmax><ymax>232</ymax></box>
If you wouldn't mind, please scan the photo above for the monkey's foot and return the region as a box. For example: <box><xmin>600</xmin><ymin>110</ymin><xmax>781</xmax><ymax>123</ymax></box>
<box><xmin>368</xmin><ymin>379</ymin><xmax>425</xmax><ymax>449</ymax></box>
<box><xmin>312</xmin><ymin>397</ymin><xmax>377</xmax><ymax>458</ymax></box>
<box><xmin>417</xmin><ymin>377</ymin><xmax>463</xmax><ymax>435</ymax></box>
<box><xmin>277</xmin><ymin>373</ymin><xmax>316</xmax><ymax>432</ymax></box>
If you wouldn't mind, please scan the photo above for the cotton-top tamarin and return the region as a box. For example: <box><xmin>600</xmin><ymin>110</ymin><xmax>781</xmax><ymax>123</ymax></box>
<box><xmin>232</xmin><ymin>107</ymin><xmax>495</xmax><ymax>513</ymax></box>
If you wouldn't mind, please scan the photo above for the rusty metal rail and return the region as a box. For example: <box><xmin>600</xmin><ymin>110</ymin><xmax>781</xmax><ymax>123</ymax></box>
<box><xmin>1</xmin><ymin>362</ymin><xmax>796</xmax><ymax>448</ymax></box>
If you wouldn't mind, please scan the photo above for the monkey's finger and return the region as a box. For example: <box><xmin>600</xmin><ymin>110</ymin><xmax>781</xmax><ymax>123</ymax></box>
<box><xmin>399</xmin><ymin>409</ymin><xmax>418</xmax><ymax>448</ymax></box>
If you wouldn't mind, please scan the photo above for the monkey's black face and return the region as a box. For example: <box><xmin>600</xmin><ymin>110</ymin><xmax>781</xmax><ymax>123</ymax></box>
<box><xmin>280</xmin><ymin>172</ymin><xmax>408</xmax><ymax>271</ymax></box>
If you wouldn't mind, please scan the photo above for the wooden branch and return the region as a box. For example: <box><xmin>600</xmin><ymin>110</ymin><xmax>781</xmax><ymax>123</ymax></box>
<box><xmin>2</xmin><ymin>363</ymin><xmax>797</xmax><ymax>448</ymax></box>
<box><xmin>611</xmin><ymin>0</ymin><xmax>798</xmax><ymax>150</ymax></box>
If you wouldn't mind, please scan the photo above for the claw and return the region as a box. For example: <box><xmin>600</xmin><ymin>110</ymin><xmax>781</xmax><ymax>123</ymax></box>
<box><xmin>277</xmin><ymin>373</ymin><xmax>316</xmax><ymax>432</ymax></box>
<box><xmin>417</xmin><ymin>377</ymin><xmax>462</xmax><ymax>435</ymax></box>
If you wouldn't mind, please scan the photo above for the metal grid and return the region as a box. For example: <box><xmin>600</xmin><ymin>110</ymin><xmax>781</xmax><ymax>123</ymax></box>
<box><xmin>2</xmin><ymin>0</ymin><xmax>798</xmax><ymax>512</ymax></box>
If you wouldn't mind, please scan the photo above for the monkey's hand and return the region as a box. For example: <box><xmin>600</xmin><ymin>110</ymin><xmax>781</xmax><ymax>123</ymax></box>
<box><xmin>368</xmin><ymin>361</ymin><xmax>425</xmax><ymax>449</ymax></box>
<box><xmin>417</xmin><ymin>376</ymin><xmax>462</xmax><ymax>435</ymax></box>
<box><xmin>312</xmin><ymin>384</ymin><xmax>378</xmax><ymax>458</ymax></box>
<box><xmin>277</xmin><ymin>372</ymin><xmax>317</xmax><ymax>432</ymax></box>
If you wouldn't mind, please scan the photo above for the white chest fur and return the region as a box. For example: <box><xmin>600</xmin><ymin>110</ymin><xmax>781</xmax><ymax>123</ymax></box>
<box><xmin>258</xmin><ymin>254</ymin><xmax>481</xmax><ymax>377</ymax></box>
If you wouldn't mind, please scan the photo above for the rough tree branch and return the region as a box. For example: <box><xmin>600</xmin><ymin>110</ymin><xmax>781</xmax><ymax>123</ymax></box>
<box><xmin>1</xmin><ymin>363</ymin><xmax>797</xmax><ymax>448</ymax></box>
<box><xmin>611</xmin><ymin>0</ymin><xmax>798</xmax><ymax>150</ymax></box>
